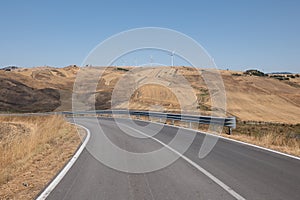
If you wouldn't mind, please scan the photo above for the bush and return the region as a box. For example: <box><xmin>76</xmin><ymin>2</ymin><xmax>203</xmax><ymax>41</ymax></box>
<box><xmin>116</xmin><ymin>67</ymin><xmax>129</xmax><ymax>72</ymax></box>
<box><xmin>270</xmin><ymin>75</ymin><xmax>290</xmax><ymax>81</ymax></box>
<box><xmin>287</xmin><ymin>75</ymin><xmax>296</xmax><ymax>78</ymax></box>
<box><xmin>244</xmin><ymin>69</ymin><xmax>266</xmax><ymax>77</ymax></box>
<box><xmin>232</xmin><ymin>73</ymin><xmax>242</xmax><ymax>76</ymax></box>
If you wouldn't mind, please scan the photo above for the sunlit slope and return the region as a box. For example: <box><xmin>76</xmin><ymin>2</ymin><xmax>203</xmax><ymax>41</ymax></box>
<box><xmin>0</xmin><ymin>66</ymin><xmax>299</xmax><ymax>124</ymax></box>
<box><xmin>221</xmin><ymin>70</ymin><xmax>300</xmax><ymax>123</ymax></box>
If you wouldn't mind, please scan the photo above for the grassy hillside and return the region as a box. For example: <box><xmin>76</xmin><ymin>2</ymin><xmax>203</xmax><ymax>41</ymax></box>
<box><xmin>0</xmin><ymin>66</ymin><xmax>299</xmax><ymax>124</ymax></box>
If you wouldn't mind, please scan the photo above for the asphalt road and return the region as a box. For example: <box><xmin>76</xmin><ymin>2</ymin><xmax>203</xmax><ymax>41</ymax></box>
<box><xmin>45</xmin><ymin>117</ymin><xmax>300</xmax><ymax>200</ymax></box>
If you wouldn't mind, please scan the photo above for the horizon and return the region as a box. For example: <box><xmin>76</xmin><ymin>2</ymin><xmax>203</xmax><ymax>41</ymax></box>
<box><xmin>1</xmin><ymin>64</ymin><xmax>299</xmax><ymax>74</ymax></box>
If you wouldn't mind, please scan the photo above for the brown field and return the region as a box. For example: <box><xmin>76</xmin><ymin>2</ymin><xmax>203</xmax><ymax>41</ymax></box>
<box><xmin>0</xmin><ymin>115</ymin><xmax>81</xmax><ymax>200</ymax></box>
<box><xmin>1</xmin><ymin>66</ymin><xmax>299</xmax><ymax>124</ymax></box>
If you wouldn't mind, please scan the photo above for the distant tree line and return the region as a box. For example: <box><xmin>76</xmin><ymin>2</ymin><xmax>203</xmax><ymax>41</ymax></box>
<box><xmin>231</xmin><ymin>69</ymin><xmax>300</xmax><ymax>81</ymax></box>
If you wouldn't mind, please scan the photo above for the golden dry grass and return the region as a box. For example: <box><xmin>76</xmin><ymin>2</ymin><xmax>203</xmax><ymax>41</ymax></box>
<box><xmin>185</xmin><ymin>121</ymin><xmax>300</xmax><ymax>157</ymax></box>
<box><xmin>226</xmin><ymin>133</ymin><xmax>300</xmax><ymax>156</ymax></box>
<box><xmin>0</xmin><ymin>115</ymin><xmax>81</xmax><ymax>199</ymax></box>
<box><xmin>224</xmin><ymin>121</ymin><xmax>300</xmax><ymax>156</ymax></box>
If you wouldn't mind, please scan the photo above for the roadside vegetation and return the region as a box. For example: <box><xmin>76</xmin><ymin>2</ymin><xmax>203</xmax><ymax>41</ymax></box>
<box><xmin>0</xmin><ymin>115</ymin><xmax>82</xmax><ymax>200</ymax></box>
<box><xmin>225</xmin><ymin>121</ymin><xmax>300</xmax><ymax>156</ymax></box>
<box><xmin>194</xmin><ymin>120</ymin><xmax>300</xmax><ymax>157</ymax></box>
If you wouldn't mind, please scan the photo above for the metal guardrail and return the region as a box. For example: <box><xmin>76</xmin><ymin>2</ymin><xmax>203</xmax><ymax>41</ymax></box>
<box><xmin>62</xmin><ymin>110</ymin><xmax>236</xmax><ymax>132</ymax></box>
<box><xmin>0</xmin><ymin>110</ymin><xmax>236</xmax><ymax>134</ymax></box>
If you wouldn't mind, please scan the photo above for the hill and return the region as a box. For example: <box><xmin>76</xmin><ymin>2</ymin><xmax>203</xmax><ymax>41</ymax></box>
<box><xmin>0</xmin><ymin>78</ymin><xmax>60</xmax><ymax>112</ymax></box>
<box><xmin>0</xmin><ymin>66</ymin><xmax>299</xmax><ymax>124</ymax></box>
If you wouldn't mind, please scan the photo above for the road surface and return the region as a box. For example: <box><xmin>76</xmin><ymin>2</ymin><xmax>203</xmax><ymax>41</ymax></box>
<box><xmin>44</xmin><ymin>117</ymin><xmax>300</xmax><ymax>200</ymax></box>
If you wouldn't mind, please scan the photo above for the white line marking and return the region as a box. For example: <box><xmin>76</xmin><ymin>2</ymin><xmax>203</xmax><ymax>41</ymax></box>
<box><xmin>121</xmin><ymin>123</ymin><xmax>246</xmax><ymax>200</ymax></box>
<box><xmin>132</xmin><ymin>118</ymin><xmax>300</xmax><ymax>161</ymax></box>
<box><xmin>36</xmin><ymin>124</ymin><xmax>91</xmax><ymax>200</ymax></box>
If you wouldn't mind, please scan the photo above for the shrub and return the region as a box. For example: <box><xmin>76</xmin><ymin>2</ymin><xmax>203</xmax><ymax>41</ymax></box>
<box><xmin>270</xmin><ymin>75</ymin><xmax>290</xmax><ymax>81</ymax></box>
<box><xmin>232</xmin><ymin>73</ymin><xmax>242</xmax><ymax>76</ymax></box>
<box><xmin>287</xmin><ymin>75</ymin><xmax>296</xmax><ymax>78</ymax></box>
<box><xmin>116</xmin><ymin>67</ymin><xmax>129</xmax><ymax>71</ymax></box>
<box><xmin>244</xmin><ymin>69</ymin><xmax>266</xmax><ymax>77</ymax></box>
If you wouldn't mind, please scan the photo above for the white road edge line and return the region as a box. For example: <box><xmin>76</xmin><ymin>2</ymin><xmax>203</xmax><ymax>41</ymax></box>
<box><xmin>133</xmin><ymin>118</ymin><xmax>300</xmax><ymax>161</ymax></box>
<box><xmin>36</xmin><ymin>124</ymin><xmax>91</xmax><ymax>200</ymax></box>
<box><xmin>121</xmin><ymin>123</ymin><xmax>246</xmax><ymax>200</ymax></box>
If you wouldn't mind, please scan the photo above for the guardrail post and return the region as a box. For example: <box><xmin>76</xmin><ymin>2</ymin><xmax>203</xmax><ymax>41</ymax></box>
<box><xmin>189</xmin><ymin>121</ymin><xmax>192</xmax><ymax>128</ymax></box>
<box><xmin>227</xmin><ymin>127</ymin><xmax>232</xmax><ymax>135</ymax></box>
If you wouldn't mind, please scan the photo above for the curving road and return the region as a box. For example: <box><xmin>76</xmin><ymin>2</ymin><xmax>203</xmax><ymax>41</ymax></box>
<box><xmin>44</xmin><ymin>117</ymin><xmax>300</xmax><ymax>200</ymax></box>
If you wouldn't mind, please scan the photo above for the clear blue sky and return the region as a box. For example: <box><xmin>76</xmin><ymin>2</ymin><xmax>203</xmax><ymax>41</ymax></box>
<box><xmin>1</xmin><ymin>0</ymin><xmax>299</xmax><ymax>73</ymax></box>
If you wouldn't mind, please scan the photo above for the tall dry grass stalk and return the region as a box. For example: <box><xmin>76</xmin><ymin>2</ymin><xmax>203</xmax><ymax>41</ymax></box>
<box><xmin>0</xmin><ymin>115</ymin><xmax>77</xmax><ymax>185</ymax></box>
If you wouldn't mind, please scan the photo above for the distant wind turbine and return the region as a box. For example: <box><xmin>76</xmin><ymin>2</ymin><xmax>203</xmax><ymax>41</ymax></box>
<box><xmin>168</xmin><ymin>50</ymin><xmax>175</xmax><ymax>66</ymax></box>
<box><xmin>171</xmin><ymin>50</ymin><xmax>175</xmax><ymax>66</ymax></box>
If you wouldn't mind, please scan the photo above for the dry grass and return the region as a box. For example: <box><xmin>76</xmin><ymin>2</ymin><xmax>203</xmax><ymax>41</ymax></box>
<box><xmin>184</xmin><ymin>120</ymin><xmax>300</xmax><ymax>157</ymax></box>
<box><xmin>224</xmin><ymin>121</ymin><xmax>300</xmax><ymax>156</ymax></box>
<box><xmin>0</xmin><ymin>115</ymin><xmax>81</xmax><ymax>199</ymax></box>
<box><xmin>226</xmin><ymin>133</ymin><xmax>300</xmax><ymax>156</ymax></box>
